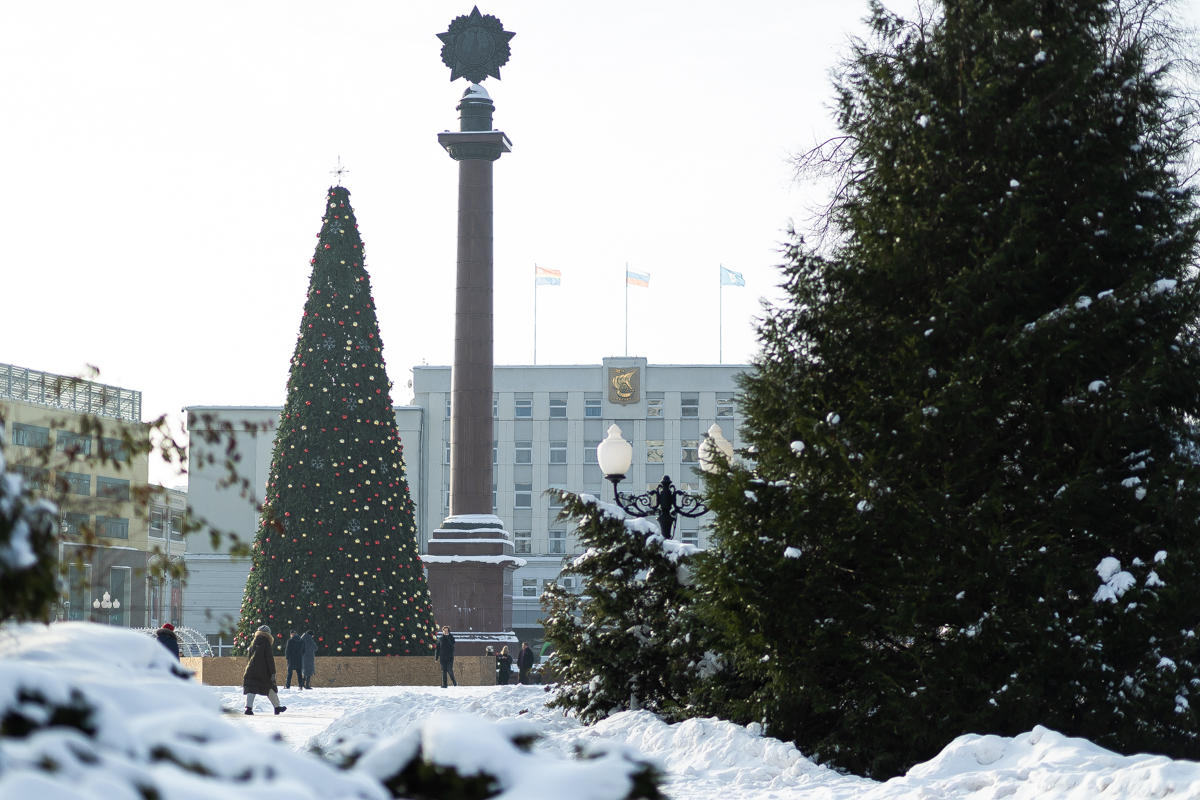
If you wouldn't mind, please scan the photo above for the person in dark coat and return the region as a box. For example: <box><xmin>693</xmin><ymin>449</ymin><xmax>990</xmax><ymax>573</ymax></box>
<box><xmin>242</xmin><ymin>625</ymin><xmax>286</xmax><ymax>716</ymax></box>
<box><xmin>155</xmin><ymin>623</ymin><xmax>180</xmax><ymax>660</ymax></box>
<box><xmin>433</xmin><ymin>625</ymin><xmax>458</xmax><ymax>688</ymax></box>
<box><xmin>496</xmin><ymin>645</ymin><xmax>513</xmax><ymax>686</ymax></box>
<box><xmin>517</xmin><ymin>642</ymin><xmax>536</xmax><ymax>685</ymax></box>
<box><xmin>301</xmin><ymin>630</ymin><xmax>317</xmax><ymax>689</ymax></box>
<box><xmin>284</xmin><ymin>630</ymin><xmax>304</xmax><ymax>689</ymax></box>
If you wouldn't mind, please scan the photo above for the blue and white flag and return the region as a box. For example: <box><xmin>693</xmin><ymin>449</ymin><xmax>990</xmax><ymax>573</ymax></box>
<box><xmin>720</xmin><ymin>266</ymin><xmax>745</xmax><ymax>287</ymax></box>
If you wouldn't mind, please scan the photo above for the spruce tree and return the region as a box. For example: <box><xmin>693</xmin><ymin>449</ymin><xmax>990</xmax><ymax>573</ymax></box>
<box><xmin>542</xmin><ymin>492</ymin><xmax>698</xmax><ymax>723</ymax></box>
<box><xmin>696</xmin><ymin>0</ymin><xmax>1200</xmax><ymax>777</ymax></box>
<box><xmin>234</xmin><ymin>186</ymin><xmax>435</xmax><ymax>657</ymax></box>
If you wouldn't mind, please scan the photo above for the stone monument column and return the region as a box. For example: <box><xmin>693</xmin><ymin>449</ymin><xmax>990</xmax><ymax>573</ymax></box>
<box><xmin>422</xmin><ymin>7</ymin><xmax>522</xmax><ymax>656</ymax></box>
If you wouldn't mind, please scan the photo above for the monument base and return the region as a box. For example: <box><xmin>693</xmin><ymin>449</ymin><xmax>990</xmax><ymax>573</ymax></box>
<box><xmin>423</xmin><ymin>514</ymin><xmax>523</xmax><ymax>655</ymax></box>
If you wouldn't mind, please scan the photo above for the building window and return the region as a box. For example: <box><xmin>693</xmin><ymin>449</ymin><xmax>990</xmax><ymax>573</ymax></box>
<box><xmin>97</xmin><ymin>477</ymin><xmax>130</xmax><ymax>502</ymax></box>
<box><xmin>150</xmin><ymin>510</ymin><xmax>165</xmax><ymax>537</ymax></box>
<box><xmin>515</xmin><ymin>396</ymin><xmax>533</xmax><ymax>418</ymax></box>
<box><xmin>67</xmin><ymin>562</ymin><xmax>91</xmax><ymax>621</ymax></box>
<box><xmin>107</xmin><ymin>567</ymin><xmax>130</xmax><ymax>627</ymax></box>
<box><xmin>493</xmin><ymin>441</ymin><xmax>498</xmax><ymax>465</ymax></box>
<box><xmin>446</xmin><ymin>397</ymin><xmax>451</xmax><ymax>418</ymax></box>
<box><xmin>514</xmin><ymin>530</ymin><xmax>532</xmax><ymax>554</ymax></box>
<box><xmin>647</xmin><ymin>394</ymin><xmax>664</xmax><ymax>418</ymax></box>
<box><xmin>717</xmin><ymin>395</ymin><xmax>736</xmax><ymax>418</ymax></box>
<box><xmin>681</xmin><ymin>393</ymin><xmax>699</xmax><ymax>418</ymax></box>
<box><xmin>646</xmin><ymin>440</ymin><xmax>664</xmax><ymax>463</ymax></box>
<box><xmin>585</xmin><ymin>397</ymin><xmax>602</xmax><ymax>417</ymax></box>
<box><xmin>514</xmin><ymin>441</ymin><xmax>532</xmax><ymax>464</ymax></box>
<box><xmin>493</xmin><ymin>483</ymin><xmax>498</xmax><ymax>511</ymax></box>
<box><xmin>549</xmin><ymin>441</ymin><xmax>567</xmax><ymax>464</ymax></box>
<box><xmin>493</xmin><ymin>394</ymin><xmax>498</xmax><ymax>419</ymax></box>
<box><xmin>57</xmin><ymin>471</ymin><xmax>91</xmax><ymax>496</ymax></box>
<box><xmin>680</xmin><ymin>482</ymin><xmax>701</xmax><ymax>495</ymax></box>
<box><xmin>206</xmin><ymin>634</ymin><xmax>234</xmax><ymax>657</ymax></box>
<box><xmin>97</xmin><ymin>516</ymin><xmax>129</xmax><ymax>539</ymax></box>
<box><xmin>548</xmin><ymin>485</ymin><xmax>566</xmax><ymax>509</ymax></box>
<box><xmin>584</xmin><ymin>441</ymin><xmax>599</xmax><ymax>464</ymax></box>
<box><xmin>549</xmin><ymin>529</ymin><xmax>567</xmax><ymax>555</ymax></box>
<box><xmin>14</xmin><ymin>465</ymin><xmax>51</xmax><ymax>489</ymax></box>
<box><xmin>56</xmin><ymin>430</ymin><xmax>92</xmax><ymax>457</ymax></box>
<box><xmin>170</xmin><ymin>514</ymin><xmax>184</xmax><ymax>539</ymax></box>
<box><xmin>515</xmin><ymin>483</ymin><xmax>533</xmax><ymax>509</ymax></box>
<box><xmin>681</xmin><ymin>440</ymin><xmax>699</xmax><ymax>463</ymax></box>
<box><xmin>12</xmin><ymin>423</ymin><xmax>50</xmax><ymax>449</ymax></box>
<box><xmin>444</xmin><ymin>441</ymin><xmax>450</xmax><ymax>464</ymax></box>
<box><xmin>62</xmin><ymin>513</ymin><xmax>89</xmax><ymax>536</ymax></box>
<box><xmin>550</xmin><ymin>396</ymin><xmax>567</xmax><ymax>418</ymax></box>
<box><xmin>522</xmin><ymin>577</ymin><xmax>538</xmax><ymax>597</ymax></box>
<box><xmin>682</xmin><ymin>529</ymin><xmax>699</xmax><ymax>547</ymax></box>
<box><xmin>100</xmin><ymin>437</ymin><xmax>129</xmax><ymax>462</ymax></box>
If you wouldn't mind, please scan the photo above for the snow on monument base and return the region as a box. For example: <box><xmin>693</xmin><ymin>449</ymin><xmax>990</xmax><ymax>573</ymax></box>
<box><xmin>422</xmin><ymin>514</ymin><xmax>524</xmax><ymax>655</ymax></box>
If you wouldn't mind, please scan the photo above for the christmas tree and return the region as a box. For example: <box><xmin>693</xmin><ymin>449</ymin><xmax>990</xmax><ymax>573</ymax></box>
<box><xmin>234</xmin><ymin>185</ymin><xmax>435</xmax><ymax>657</ymax></box>
<box><xmin>696</xmin><ymin>0</ymin><xmax>1200</xmax><ymax>777</ymax></box>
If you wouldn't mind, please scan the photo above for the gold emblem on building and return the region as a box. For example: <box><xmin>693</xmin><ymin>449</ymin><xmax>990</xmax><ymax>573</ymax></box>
<box><xmin>608</xmin><ymin>367</ymin><xmax>640</xmax><ymax>405</ymax></box>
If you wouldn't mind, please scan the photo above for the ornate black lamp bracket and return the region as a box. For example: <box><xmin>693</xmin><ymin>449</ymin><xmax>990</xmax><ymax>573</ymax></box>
<box><xmin>606</xmin><ymin>474</ymin><xmax>708</xmax><ymax>540</ymax></box>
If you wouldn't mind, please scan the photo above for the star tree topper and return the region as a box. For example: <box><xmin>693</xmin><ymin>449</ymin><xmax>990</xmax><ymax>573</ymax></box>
<box><xmin>436</xmin><ymin>6</ymin><xmax>515</xmax><ymax>83</ymax></box>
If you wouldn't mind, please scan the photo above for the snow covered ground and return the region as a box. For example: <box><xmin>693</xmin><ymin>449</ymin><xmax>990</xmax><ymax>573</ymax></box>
<box><xmin>216</xmin><ymin>683</ymin><xmax>1200</xmax><ymax>799</ymax></box>
<box><xmin>3</xmin><ymin>621</ymin><xmax>1200</xmax><ymax>799</ymax></box>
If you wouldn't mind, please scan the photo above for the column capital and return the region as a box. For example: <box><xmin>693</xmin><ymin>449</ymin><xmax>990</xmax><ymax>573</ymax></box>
<box><xmin>438</xmin><ymin>130</ymin><xmax>512</xmax><ymax>162</ymax></box>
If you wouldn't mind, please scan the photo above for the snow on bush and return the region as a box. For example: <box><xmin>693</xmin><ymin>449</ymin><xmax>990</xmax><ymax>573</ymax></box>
<box><xmin>0</xmin><ymin>623</ymin><xmax>664</xmax><ymax>800</ymax></box>
<box><xmin>341</xmin><ymin>712</ymin><xmax>662</xmax><ymax>800</ymax></box>
<box><xmin>0</xmin><ymin>444</ymin><xmax>60</xmax><ymax>624</ymax></box>
<box><xmin>0</xmin><ymin>622</ymin><xmax>385</xmax><ymax>800</ymax></box>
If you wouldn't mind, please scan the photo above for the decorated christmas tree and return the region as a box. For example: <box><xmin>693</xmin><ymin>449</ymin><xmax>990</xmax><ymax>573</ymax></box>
<box><xmin>233</xmin><ymin>185</ymin><xmax>435</xmax><ymax>657</ymax></box>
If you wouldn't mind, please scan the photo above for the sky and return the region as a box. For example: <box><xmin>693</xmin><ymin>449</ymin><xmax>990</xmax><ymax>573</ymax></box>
<box><xmin>2</xmin><ymin>1</ymin><xmax>1195</xmax><ymax>486</ymax></box>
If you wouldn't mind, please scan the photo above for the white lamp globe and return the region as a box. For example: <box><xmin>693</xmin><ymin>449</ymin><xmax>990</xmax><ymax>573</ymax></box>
<box><xmin>699</xmin><ymin>423</ymin><xmax>735</xmax><ymax>474</ymax></box>
<box><xmin>597</xmin><ymin>424</ymin><xmax>634</xmax><ymax>478</ymax></box>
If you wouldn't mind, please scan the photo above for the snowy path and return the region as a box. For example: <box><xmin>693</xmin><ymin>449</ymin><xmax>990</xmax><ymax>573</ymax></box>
<box><xmin>212</xmin><ymin>683</ymin><xmax>1200</xmax><ymax>799</ymax></box>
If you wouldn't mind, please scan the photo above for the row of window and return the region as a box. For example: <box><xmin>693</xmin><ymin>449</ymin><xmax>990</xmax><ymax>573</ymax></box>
<box><xmin>446</xmin><ymin>440</ymin><xmax>703</xmax><ymax>465</ymax></box>
<box><xmin>65</xmin><ymin>563</ymin><xmax>130</xmax><ymax>625</ymax></box>
<box><xmin>149</xmin><ymin>509</ymin><xmax>185</xmax><ymax>539</ymax></box>
<box><xmin>12</xmin><ymin>466</ymin><xmax>131</xmax><ymax>501</ymax></box>
<box><xmin>445</xmin><ymin>395</ymin><xmax>736</xmax><ymax>420</ymax></box>
<box><xmin>10</xmin><ymin>423</ymin><xmax>130</xmax><ymax>460</ymax></box>
<box><xmin>61</xmin><ymin>513</ymin><xmax>130</xmax><ymax>539</ymax></box>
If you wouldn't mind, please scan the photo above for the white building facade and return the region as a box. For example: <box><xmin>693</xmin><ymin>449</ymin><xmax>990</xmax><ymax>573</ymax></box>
<box><xmin>183</xmin><ymin>357</ymin><xmax>744</xmax><ymax>651</ymax></box>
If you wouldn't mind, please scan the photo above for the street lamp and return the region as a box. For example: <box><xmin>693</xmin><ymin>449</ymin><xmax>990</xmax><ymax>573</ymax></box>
<box><xmin>92</xmin><ymin>591</ymin><xmax>121</xmax><ymax>624</ymax></box>
<box><xmin>596</xmin><ymin>423</ymin><xmax>732</xmax><ymax>540</ymax></box>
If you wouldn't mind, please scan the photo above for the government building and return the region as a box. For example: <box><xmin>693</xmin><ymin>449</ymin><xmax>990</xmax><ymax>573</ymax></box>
<box><xmin>184</xmin><ymin>357</ymin><xmax>745</xmax><ymax>653</ymax></box>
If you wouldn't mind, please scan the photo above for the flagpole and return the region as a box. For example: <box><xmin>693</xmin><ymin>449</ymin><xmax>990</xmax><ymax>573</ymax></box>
<box><xmin>719</xmin><ymin>265</ymin><xmax>723</xmax><ymax>364</ymax></box>
<box><xmin>534</xmin><ymin>264</ymin><xmax>538</xmax><ymax>366</ymax></box>
<box><xmin>625</xmin><ymin>262</ymin><xmax>629</xmax><ymax>358</ymax></box>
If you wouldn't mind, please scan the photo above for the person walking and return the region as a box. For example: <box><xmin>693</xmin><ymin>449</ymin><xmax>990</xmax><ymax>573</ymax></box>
<box><xmin>301</xmin><ymin>630</ymin><xmax>317</xmax><ymax>690</ymax></box>
<box><xmin>496</xmin><ymin>645</ymin><xmax>513</xmax><ymax>686</ymax></box>
<box><xmin>434</xmin><ymin>625</ymin><xmax>457</xmax><ymax>688</ymax></box>
<box><xmin>154</xmin><ymin>622</ymin><xmax>180</xmax><ymax>660</ymax></box>
<box><xmin>243</xmin><ymin>625</ymin><xmax>286</xmax><ymax>716</ymax></box>
<box><xmin>517</xmin><ymin>642</ymin><xmax>536</xmax><ymax>685</ymax></box>
<box><xmin>284</xmin><ymin>630</ymin><xmax>304</xmax><ymax>689</ymax></box>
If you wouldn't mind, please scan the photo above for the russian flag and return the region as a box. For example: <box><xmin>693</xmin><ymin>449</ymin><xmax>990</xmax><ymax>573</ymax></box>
<box><xmin>626</xmin><ymin>269</ymin><xmax>650</xmax><ymax>288</ymax></box>
<box><xmin>535</xmin><ymin>265</ymin><xmax>561</xmax><ymax>285</ymax></box>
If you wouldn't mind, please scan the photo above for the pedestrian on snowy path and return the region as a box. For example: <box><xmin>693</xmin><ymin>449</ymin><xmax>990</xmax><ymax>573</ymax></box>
<box><xmin>301</xmin><ymin>630</ymin><xmax>317</xmax><ymax>689</ymax></box>
<box><xmin>284</xmin><ymin>630</ymin><xmax>304</xmax><ymax>689</ymax></box>
<box><xmin>496</xmin><ymin>645</ymin><xmax>513</xmax><ymax>686</ymax></box>
<box><xmin>434</xmin><ymin>625</ymin><xmax>457</xmax><ymax>688</ymax></box>
<box><xmin>243</xmin><ymin>625</ymin><xmax>286</xmax><ymax>716</ymax></box>
<box><xmin>517</xmin><ymin>642</ymin><xmax>536</xmax><ymax>685</ymax></box>
<box><xmin>155</xmin><ymin>622</ymin><xmax>180</xmax><ymax>660</ymax></box>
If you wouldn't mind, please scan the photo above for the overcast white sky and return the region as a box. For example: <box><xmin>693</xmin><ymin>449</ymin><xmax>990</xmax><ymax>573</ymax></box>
<box><xmin>2</xmin><ymin>2</ymin><xmax>1194</xmax><ymax>485</ymax></box>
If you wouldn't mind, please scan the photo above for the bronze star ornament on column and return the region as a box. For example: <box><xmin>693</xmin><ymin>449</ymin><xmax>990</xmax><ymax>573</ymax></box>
<box><xmin>436</xmin><ymin>6</ymin><xmax>515</xmax><ymax>83</ymax></box>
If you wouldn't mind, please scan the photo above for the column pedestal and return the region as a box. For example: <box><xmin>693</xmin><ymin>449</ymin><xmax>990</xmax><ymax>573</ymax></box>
<box><xmin>421</xmin><ymin>514</ymin><xmax>522</xmax><ymax>656</ymax></box>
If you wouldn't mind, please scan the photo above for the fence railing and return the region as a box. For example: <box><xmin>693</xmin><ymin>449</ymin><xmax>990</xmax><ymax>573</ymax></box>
<box><xmin>0</xmin><ymin>363</ymin><xmax>141</xmax><ymax>422</ymax></box>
